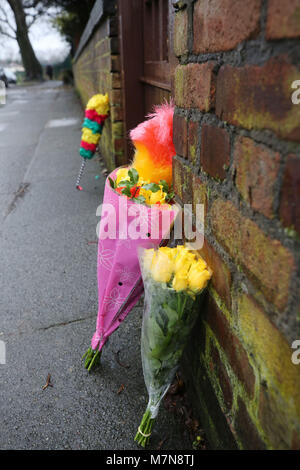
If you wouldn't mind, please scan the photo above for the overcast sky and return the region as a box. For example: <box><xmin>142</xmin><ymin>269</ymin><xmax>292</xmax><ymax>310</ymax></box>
<box><xmin>0</xmin><ymin>4</ymin><xmax>70</xmax><ymax>65</ymax></box>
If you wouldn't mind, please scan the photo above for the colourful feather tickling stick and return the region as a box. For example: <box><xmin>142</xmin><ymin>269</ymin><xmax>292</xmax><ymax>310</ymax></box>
<box><xmin>130</xmin><ymin>102</ymin><xmax>175</xmax><ymax>186</ymax></box>
<box><xmin>76</xmin><ymin>93</ymin><xmax>109</xmax><ymax>190</ymax></box>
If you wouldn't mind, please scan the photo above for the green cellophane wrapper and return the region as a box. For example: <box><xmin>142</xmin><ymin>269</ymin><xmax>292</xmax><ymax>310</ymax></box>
<box><xmin>135</xmin><ymin>250</ymin><xmax>206</xmax><ymax>447</ymax></box>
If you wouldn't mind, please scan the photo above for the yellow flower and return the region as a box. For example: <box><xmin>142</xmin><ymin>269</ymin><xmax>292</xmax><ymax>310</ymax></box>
<box><xmin>158</xmin><ymin>246</ymin><xmax>176</xmax><ymax>260</ymax></box>
<box><xmin>138</xmin><ymin>177</ymin><xmax>150</xmax><ymax>186</ymax></box>
<box><xmin>139</xmin><ymin>187</ymin><xmax>152</xmax><ymax>204</ymax></box>
<box><xmin>188</xmin><ymin>261</ymin><xmax>212</xmax><ymax>293</ymax></box>
<box><xmin>194</xmin><ymin>257</ymin><xmax>207</xmax><ymax>271</ymax></box>
<box><xmin>142</xmin><ymin>249</ymin><xmax>155</xmax><ymax>272</ymax></box>
<box><xmin>172</xmin><ymin>270</ymin><xmax>189</xmax><ymax>292</ymax></box>
<box><xmin>116</xmin><ymin>168</ymin><xmax>130</xmax><ymax>185</ymax></box>
<box><xmin>175</xmin><ymin>245</ymin><xmax>191</xmax><ymax>256</ymax></box>
<box><xmin>151</xmin><ymin>250</ymin><xmax>174</xmax><ymax>283</ymax></box>
<box><xmin>150</xmin><ymin>187</ymin><xmax>166</xmax><ymax>205</ymax></box>
<box><xmin>174</xmin><ymin>248</ymin><xmax>196</xmax><ymax>274</ymax></box>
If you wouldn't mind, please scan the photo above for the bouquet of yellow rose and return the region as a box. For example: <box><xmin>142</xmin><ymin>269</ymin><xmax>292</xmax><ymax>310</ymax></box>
<box><xmin>135</xmin><ymin>245</ymin><xmax>212</xmax><ymax>447</ymax></box>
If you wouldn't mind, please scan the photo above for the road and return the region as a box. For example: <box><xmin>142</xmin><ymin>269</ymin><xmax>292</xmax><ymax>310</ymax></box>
<box><xmin>0</xmin><ymin>82</ymin><xmax>191</xmax><ymax>450</ymax></box>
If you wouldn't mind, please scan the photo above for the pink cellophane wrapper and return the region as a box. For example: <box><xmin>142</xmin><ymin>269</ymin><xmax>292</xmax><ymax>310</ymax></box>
<box><xmin>91</xmin><ymin>168</ymin><xmax>179</xmax><ymax>352</ymax></box>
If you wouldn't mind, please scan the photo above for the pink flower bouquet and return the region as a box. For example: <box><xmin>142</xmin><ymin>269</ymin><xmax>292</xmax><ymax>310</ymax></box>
<box><xmin>82</xmin><ymin>167</ymin><xmax>179</xmax><ymax>370</ymax></box>
<box><xmin>83</xmin><ymin>103</ymin><xmax>180</xmax><ymax>370</ymax></box>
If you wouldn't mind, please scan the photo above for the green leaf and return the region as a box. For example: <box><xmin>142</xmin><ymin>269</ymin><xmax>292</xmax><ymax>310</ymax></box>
<box><xmin>165</xmin><ymin>190</ymin><xmax>175</xmax><ymax>202</ymax></box>
<box><xmin>143</xmin><ymin>183</ymin><xmax>161</xmax><ymax>193</ymax></box>
<box><xmin>118</xmin><ymin>179</ymin><xmax>132</xmax><ymax>187</ymax></box>
<box><xmin>128</xmin><ymin>168</ymin><xmax>139</xmax><ymax>184</ymax></box>
<box><xmin>122</xmin><ymin>187</ymin><xmax>132</xmax><ymax>197</ymax></box>
<box><xmin>108</xmin><ymin>177</ymin><xmax>116</xmax><ymax>189</ymax></box>
<box><xmin>133</xmin><ymin>195</ymin><xmax>146</xmax><ymax>204</ymax></box>
<box><xmin>158</xmin><ymin>179</ymin><xmax>169</xmax><ymax>193</ymax></box>
<box><xmin>163</xmin><ymin>303</ymin><xmax>179</xmax><ymax>321</ymax></box>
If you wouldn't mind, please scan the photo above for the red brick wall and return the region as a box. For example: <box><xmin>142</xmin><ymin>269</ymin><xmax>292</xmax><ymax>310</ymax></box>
<box><xmin>173</xmin><ymin>0</ymin><xmax>300</xmax><ymax>449</ymax></box>
<box><xmin>73</xmin><ymin>15</ymin><xmax>125</xmax><ymax>171</ymax></box>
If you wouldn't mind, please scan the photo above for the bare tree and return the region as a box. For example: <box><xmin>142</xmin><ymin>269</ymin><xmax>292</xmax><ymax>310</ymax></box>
<box><xmin>0</xmin><ymin>0</ymin><xmax>44</xmax><ymax>80</ymax></box>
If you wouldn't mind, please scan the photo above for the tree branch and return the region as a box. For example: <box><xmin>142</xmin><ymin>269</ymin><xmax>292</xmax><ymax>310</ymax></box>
<box><xmin>0</xmin><ymin>4</ymin><xmax>17</xmax><ymax>36</ymax></box>
<box><xmin>26</xmin><ymin>13</ymin><xmax>39</xmax><ymax>28</ymax></box>
<box><xmin>0</xmin><ymin>23</ymin><xmax>16</xmax><ymax>39</ymax></box>
<box><xmin>23</xmin><ymin>0</ymin><xmax>42</xmax><ymax>9</ymax></box>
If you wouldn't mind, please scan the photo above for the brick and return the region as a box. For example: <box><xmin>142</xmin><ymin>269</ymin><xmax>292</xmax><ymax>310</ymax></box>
<box><xmin>98</xmin><ymin>72</ymin><xmax>111</xmax><ymax>90</ymax></box>
<box><xmin>237</xmin><ymin>294</ymin><xmax>300</xmax><ymax>417</ymax></box>
<box><xmin>110</xmin><ymin>105</ymin><xmax>123</xmax><ymax>121</ymax></box>
<box><xmin>192</xmin><ymin>173</ymin><xmax>207</xmax><ymax>218</ymax></box>
<box><xmin>206</xmin><ymin>296</ymin><xmax>255</xmax><ymax>397</ymax></box>
<box><xmin>111</xmin><ymin>72</ymin><xmax>121</xmax><ymax>89</ymax></box>
<box><xmin>110</xmin><ymin>37</ymin><xmax>119</xmax><ymax>54</ymax></box>
<box><xmin>279</xmin><ymin>154</ymin><xmax>300</xmax><ymax>235</ymax></box>
<box><xmin>172</xmin><ymin>157</ymin><xmax>193</xmax><ymax>204</ymax></box>
<box><xmin>108</xmin><ymin>17</ymin><xmax>118</xmax><ymax>37</ymax></box>
<box><xmin>234</xmin><ymin>136</ymin><xmax>280</xmax><ymax>218</ymax></box>
<box><xmin>173</xmin><ymin>114</ymin><xmax>188</xmax><ymax>157</ymax></box>
<box><xmin>113</xmin><ymin>138</ymin><xmax>125</xmax><ymax>153</ymax></box>
<box><xmin>96</xmin><ymin>55</ymin><xmax>111</xmax><ymax>72</ymax></box>
<box><xmin>292</xmin><ymin>430</ymin><xmax>300</xmax><ymax>450</ymax></box>
<box><xmin>187</xmin><ymin>121</ymin><xmax>198</xmax><ymax>165</ymax></box>
<box><xmin>111</xmin><ymin>89</ymin><xmax>122</xmax><ymax>105</ymax></box>
<box><xmin>193</xmin><ymin>0</ymin><xmax>261</xmax><ymax>53</ymax></box>
<box><xmin>211</xmin><ymin>199</ymin><xmax>295</xmax><ymax>310</ymax></box>
<box><xmin>216</xmin><ymin>57</ymin><xmax>300</xmax><ymax>142</ymax></box>
<box><xmin>96</xmin><ymin>38</ymin><xmax>110</xmax><ymax>56</ymax></box>
<box><xmin>266</xmin><ymin>0</ymin><xmax>300</xmax><ymax>39</ymax></box>
<box><xmin>112</xmin><ymin>121</ymin><xmax>123</xmax><ymax>138</ymax></box>
<box><xmin>173</xmin><ymin>156</ymin><xmax>183</xmax><ymax>200</ymax></box>
<box><xmin>192</xmin><ymin>174</ymin><xmax>206</xmax><ymax>246</ymax></box>
<box><xmin>210</xmin><ymin>343</ymin><xmax>233</xmax><ymax>410</ymax></box>
<box><xmin>235</xmin><ymin>397</ymin><xmax>266</xmax><ymax>450</ymax></box>
<box><xmin>175</xmin><ymin>62</ymin><xmax>216</xmax><ymax>110</ymax></box>
<box><xmin>181</xmin><ymin>350</ymin><xmax>238</xmax><ymax>449</ymax></box>
<box><xmin>115</xmin><ymin>152</ymin><xmax>127</xmax><ymax>168</ymax></box>
<box><xmin>181</xmin><ymin>163</ymin><xmax>193</xmax><ymax>205</ymax></box>
<box><xmin>198</xmin><ymin>239</ymin><xmax>231</xmax><ymax>310</ymax></box>
<box><xmin>259</xmin><ymin>386</ymin><xmax>291</xmax><ymax>449</ymax></box>
<box><xmin>173</xmin><ymin>161</ymin><xmax>202</xmax><ymax>242</ymax></box>
<box><xmin>111</xmin><ymin>55</ymin><xmax>121</xmax><ymax>72</ymax></box>
<box><xmin>174</xmin><ymin>8</ymin><xmax>188</xmax><ymax>56</ymax></box>
<box><xmin>201</xmin><ymin>125</ymin><xmax>230</xmax><ymax>179</ymax></box>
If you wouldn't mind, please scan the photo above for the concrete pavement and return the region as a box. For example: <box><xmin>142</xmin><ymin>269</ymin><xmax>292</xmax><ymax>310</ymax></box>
<box><xmin>0</xmin><ymin>82</ymin><xmax>191</xmax><ymax>450</ymax></box>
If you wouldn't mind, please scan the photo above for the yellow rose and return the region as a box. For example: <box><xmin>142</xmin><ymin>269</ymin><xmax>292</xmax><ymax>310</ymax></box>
<box><xmin>175</xmin><ymin>245</ymin><xmax>191</xmax><ymax>257</ymax></box>
<box><xmin>116</xmin><ymin>168</ymin><xmax>130</xmax><ymax>185</ymax></box>
<box><xmin>158</xmin><ymin>246</ymin><xmax>176</xmax><ymax>260</ymax></box>
<box><xmin>174</xmin><ymin>249</ymin><xmax>196</xmax><ymax>274</ymax></box>
<box><xmin>139</xmin><ymin>187</ymin><xmax>152</xmax><ymax>204</ymax></box>
<box><xmin>150</xmin><ymin>187</ymin><xmax>166</xmax><ymax>205</ymax></box>
<box><xmin>188</xmin><ymin>262</ymin><xmax>212</xmax><ymax>293</ymax></box>
<box><xmin>151</xmin><ymin>251</ymin><xmax>174</xmax><ymax>283</ymax></box>
<box><xmin>194</xmin><ymin>256</ymin><xmax>207</xmax><ymax>271</ymax></box>
<box><xmin>172</xmin><ymin>270</ymin><xmax>189</xmax><ymax>292</ymax></box>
